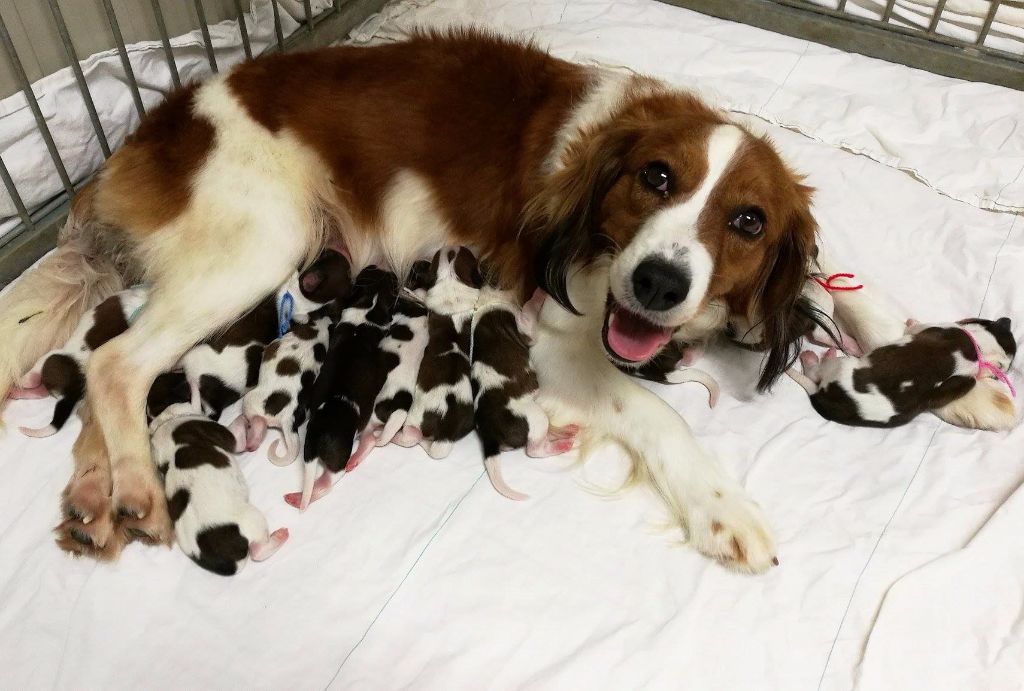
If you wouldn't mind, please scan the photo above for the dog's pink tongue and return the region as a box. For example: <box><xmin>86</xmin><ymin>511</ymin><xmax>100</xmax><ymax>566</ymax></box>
<box><xmin>607</xmin><ymin>308</ymin><xmax>672</xmax><ymax>361</ymax></box>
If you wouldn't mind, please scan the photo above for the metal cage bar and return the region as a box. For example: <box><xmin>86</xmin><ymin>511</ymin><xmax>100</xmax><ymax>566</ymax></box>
<box><xmin>271</xmin><ymin>0</ymin><xmax>286</xmax><ymax>50</ymax></box>
<box><xmin>194</xmin><ymin>0</ymin><xmax>219</xmax><ymax>73</ymax></box>
<box><xmin>303</xmin><ymin>1</ymin><xmax>315</xmax><ymax>33</ymax></box>
<box><xmin>0</xmin><ymin>154</ymin><xmax>32</xmax><ymax>231</ymax></box>
<box><xmin>976</xmin><ymin>1</ymin><xmax>1001</xmax><ymax>46</ymax></box>
<box><xmin>927</xmin><ymin>0</ymin><xmax>949</xmax><ymax>33</ymax></box>
<box><xmin>47</xmin><ymin>0</ymin><xmax>112</xmax><ymax>158</ymax></box>
<box><xmin>233</xmin><ymin>0</ymin><xmax>252</xmax><ymax>60</ymax></box>
<box><xmin>881</xmin><ymin>0</ymin><xmax>897</xmax><ymax>22</ymax></box>
<box><xmin>150</xmin><ymin>0</ymin><xmax>181</xmax><ymax>88</ymax></box>
<box><xmin>101</xmin><ymin>0</ymin><xmax>147</xmax><ymax>118</ymax></box>
<box><xmin>0</xmin><ymin>11</ymin><xmax>74</xmax><ymax>199</ymax></box>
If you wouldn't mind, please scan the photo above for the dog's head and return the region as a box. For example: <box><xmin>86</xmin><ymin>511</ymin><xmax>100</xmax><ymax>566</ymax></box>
<box><xmin>528</xmin><ymin>92</ymin><xmax>817</xmax><ymax>390</ymax></box>
<box><xmin>422</xmin><ymin>246</ymin><xmax>482</xmax><ymax>315</ymax></box>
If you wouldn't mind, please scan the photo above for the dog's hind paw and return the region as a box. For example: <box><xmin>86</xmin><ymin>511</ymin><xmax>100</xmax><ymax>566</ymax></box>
<box><xmin>685</xmin><ymin>490</ymin><xmax>778</xmax><ymax>575</ymax></box>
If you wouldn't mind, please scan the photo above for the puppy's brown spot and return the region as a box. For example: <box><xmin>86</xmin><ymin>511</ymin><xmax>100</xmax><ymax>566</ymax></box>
<box><xmin>262</xmin><ymin>340</ymin><xmax>281</xmax><ymax>362</ymax></box>
<box><xmin>714</xmin><ymin>490</ymin><xmax>723</xmax><ymax>498</ymax></box>
<box><xmin>993</xmin><ymin>390</ymin><xmax>1014</xmax><ymax>416</ymax></box>
<box><xmin>711</xmin><ymin>521</ymin><xmax>723</xmax><ymax>534</ymax></box>
<box><xmin>731</xmin><ymin>536</ymin><xmax>746</xmax><ymax>565</ymax></box>
<box><xmin>772</xmin><ymin>556</ymin><xmax>780</xmax><ymax>566</ymax></box>
<box><xmin>276</xmin><ymin>357</ymin><xmax>301</xmax><ymax>376</ymax></box>
<box><xmin>84</xmin><ymin>295</ymin><xmax>132</xmax><ymax>350</ymax></box>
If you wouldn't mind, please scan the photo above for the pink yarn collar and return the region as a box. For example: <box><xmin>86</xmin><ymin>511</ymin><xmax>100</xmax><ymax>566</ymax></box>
<box><xmin>961</xmin><ymin>327</ymin><xmax>1016</xmax><ymax>398</ymax></box>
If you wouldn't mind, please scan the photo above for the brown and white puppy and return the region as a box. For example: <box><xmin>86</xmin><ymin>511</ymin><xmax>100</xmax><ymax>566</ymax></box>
<box><xmin>230</xmin><ymin>250</ymin><xmax>353</xmax><ymax>464</ymax></box>
<box><xmin>788</xmin><ymin>318</ymin><xmax>1016</xmax><ymax>428</ymax></box>
<box><xmin>12</xmin><ymin>286</ymin><xmax>148</xmax><ymax>437</ymax></box>
<box><xmin>397</xmin><ymin>248</ymin><xmax>481</xmax><ymax>459</ymax></box>
<box><xmin>0</xmin><ymin>32</ymin><xmax>822</xmax><ymax>571</ymax></box>
<box><xmin>361</xmin><ymin>266</ymin><xmax>432</xmax><ymax>454</ymax></box>
<box><xmin>179</xmin><ymin>297</ymin><xmax>277</xmax><ymax>420</ymax></box>
<box><xmin>287</xmin><ymin>266</ymin><xmax>398</xmax><ymax>510</ymax></box>
<box><xmin>471</xmin><ymin>282</ymin><xmax>577</xmax><ymax>500</ymax></box>
<box><xmin>150</xmin><ymin>403</ymin><xmax>288</xmax><ymax>575</ymax></box>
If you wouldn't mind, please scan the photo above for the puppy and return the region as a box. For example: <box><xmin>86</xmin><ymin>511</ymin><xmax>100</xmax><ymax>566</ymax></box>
<box><xmin>178</xmin><ymin>298</ymin><xmax>277</xmax><ymax>420</ymax></box>
<box><xmin>13</xmin><ymin>287</ymin><xmax>148</xmax><ymax>437</ymax></box>
<box><xmin>230</xmin><ymin>250</ymin><xmax>353</xmax><ymax>464</ymax></box>
<box><xmin>398</xmin><ymin>248</ymin><xmax>481</xmax><ymax>459</ymax></box>
<box><xmin>622</xmin><ymin>337</ymin><xmax>720</xmax><ymax>407</ymax></box>
<box><xmin>471</xmin><ymin>281</ymin><xmax>577</xmax><ymax>500</ymax></box>
<box><xmin>367</xmin><ymin>263</ymin><xmax>432</xmax><ymax>448</ymax></box>
<box><xmin>788</xmin><ymin>317</ymin><xmax>1016</xmax><ymax>428</ymax></box>
<box><xmin>287</xmin><ymin>266</ymin><xmax>398</xmax><ymax>509</ymax></box>
<box><xmin>150</xmin><ymin>403</ymin><xmax>288</xmax><ymax>576</ymax></box>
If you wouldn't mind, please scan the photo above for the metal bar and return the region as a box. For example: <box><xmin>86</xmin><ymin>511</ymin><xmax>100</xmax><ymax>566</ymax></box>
<box><xmin>194</xmin><ymin>0</ymin><xmax>219</xmax><ymax>73</ymax></box>
<box><xmin>976</xmin><ymin>0</ymin><xmax>1000</xmax><ymax>46</ymax></box>
<box><xmin>0</xmin><ymin>154</ymin><xmax>32</xmax><ymax>231</ymax></box>
<box><xmin>0</xmin><ymin>11</ymin><xmax>74</xmax><ymax>197</ymax></box>
<box><xmin>303</xmin><ymin>0</ymin><xmax>315</xmax><ymax>33</ymax></box>
<box><xmin>881</xmin><ymin>0</ymin><xmax>897</xmax><ymax>22</ymax></box>
<box><xmin>271</xmin><ymin>0</ymin><xmax>285</xmax><ymax>51</ymax></box>
<box><xmin>837</xmin><ymin>0</ymin><xmax>848</xmax><ymax>12</ymax></box>
<box><xmin>657</xmin><ymin>0</ymin><xmax>1024</xmax><ymax>89</ymax></box>
<box><xmin>233</xmin><ymin>0</ymin><xmax>252</xmax><ymax>60</ymax></box>
<box><xmin>927</xmin><ymin>0</ymin><xmax>949</xmax><ymax>33</ymax></box>
<box><xmin>149</xmin><ymin>0</ymin><xmax>180</xmax><ymax>88</ymax></box>
<box><xmin>47</xmin><ymin>0</ymin><xmax>111</xmax><ymax>158</ymax></box>
<box><xmin>101</xmin><ymin>0</ymin><xmax>146</xmax><ymax>118</ymax></box>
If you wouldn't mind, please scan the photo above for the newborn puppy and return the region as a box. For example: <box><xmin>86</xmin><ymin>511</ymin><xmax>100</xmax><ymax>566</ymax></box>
<box><xmin>288</xmin><ymin>266</ymin><xmax>398</xmax><ymax>509</ymax></box>
<box><xmin>367</xmin><ymin>262</ymin><xmax>432</xmax><ymax>449</ymax></box>
<box><xmin>398</xmin><ymin>247</ymin><xmax>480</xmax><ymax>458</ymax></box>
<box><xmin>147</xmin><ymin>371</ymin><xmax>192</xmax><ymax>421</ymax></box>
<box><xmin>150</xmin><ymin>403</ymin><xmax>288</xmax><ymax>576</ymax></box>
<box><xmin>471</xmin><ymin>279</ymin><xmax>577</xmax><ymax>500</ymax></box>
<box><xmin>179</xmin><ymin>297</ymin><xmax>277</xmax><ymax>420</ymax></box>
<box><xmin>621</xmin><ymin>337</ymin><xmax>720</xmax><ymax>407</ymax></box>
<box><xmin>13</xmin><ymin>286</ymin><xmax>148</xmax><ymax>437</ymax></box>
<box><xmin>788</xmin><ymin>317</ymin><xmax>1016</xmax><ymax>428</ymax></box>
<box><xmin>230</xmin><ymin>250</ymin><xmax>353</xmax><ymax>464</ymax></box>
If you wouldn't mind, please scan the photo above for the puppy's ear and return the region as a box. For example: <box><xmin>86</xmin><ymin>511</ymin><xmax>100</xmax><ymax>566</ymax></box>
<box><xmin>751</xmin><ymin>185</ymin><xmax>820</xmax><ymax>392</ymax></box>
<box><xmin>525</xmin><ymin>126</ymin><xmax>636</xmax><ymax>315</ymax></box>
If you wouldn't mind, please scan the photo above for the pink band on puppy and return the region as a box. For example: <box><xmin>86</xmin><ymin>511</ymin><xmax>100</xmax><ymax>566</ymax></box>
<box><xmin>961</xmin><ymin>327</ymin><xmax>1016</xmax><ymax>398</ymax></box>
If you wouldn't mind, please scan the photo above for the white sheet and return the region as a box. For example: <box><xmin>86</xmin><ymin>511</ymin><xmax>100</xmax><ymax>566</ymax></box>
<box><xmin>1</xmin><ymin>1</ymin><xmax>1022</xmax><ymax>689</ymax></box>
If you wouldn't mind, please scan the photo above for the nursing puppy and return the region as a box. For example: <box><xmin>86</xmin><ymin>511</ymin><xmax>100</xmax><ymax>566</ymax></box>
<box><xmin>398</xmin><ymin>248</ymin><xmax>480</xmax><ymax>459</ymax></box>
<box><xmin>788</xmin><ymin>317</ymin><xmax>1016</xmax><ymax>428</ymax></box>
<box><xmin>178</xmin><ymin>297</ymin><xmax>277</xmax><ymax>420</ymax></box>
<box><xmin>12</xmin><ymin>286</ymin><xmax>148</xmax><ymax>437</ymax></box>
<box><xmin>230</xmin><ymin>250</ymin><xmax>353</xmax><ymax>464</ymax></box>
<box><xmin>471</xmin><ymin>280</ymin><xmax>577</xmax><ymax>500</ymax></box>
<box><xmin>362</xmin><ymin>270</ymin><xmax>431</xmax><ymax>454</ymax></box>
<box><xmin>150</xmin><ymin>403</ymin><xmax>288</xmax><ymax>576</ymax></box>
<box><xmin>288</xmin><ymin>266</ymin><xmax>398</xmax><ymax>509</ymax></box>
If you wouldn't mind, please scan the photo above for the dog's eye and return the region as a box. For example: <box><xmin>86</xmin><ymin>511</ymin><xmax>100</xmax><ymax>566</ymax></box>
<box><xmin>729</xmin><ymin>207</ymin><xmax>765</xmax><ymax>236</ymax></box>
<box><xmin>639</xmin><ymin>162</ymin><xmax>671</xmax><ymax>196</ymax></box>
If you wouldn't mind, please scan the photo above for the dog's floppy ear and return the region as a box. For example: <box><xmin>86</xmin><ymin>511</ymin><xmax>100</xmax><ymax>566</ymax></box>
<box><xmin>750</xmin><ymin>185</ymin><xmax>821</xmax><ymax>392</ymax></box>
<box><xmin>525</xmin><ymin>127</ymin><xmax>635</xmax><ymax>315</ymax></box>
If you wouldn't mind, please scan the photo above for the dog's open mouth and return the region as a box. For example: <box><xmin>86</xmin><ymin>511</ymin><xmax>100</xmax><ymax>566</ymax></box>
<box><xmin>602</xmin><ymin>296</ymin><xmax>673</xmax><ymax>362</ymax></box>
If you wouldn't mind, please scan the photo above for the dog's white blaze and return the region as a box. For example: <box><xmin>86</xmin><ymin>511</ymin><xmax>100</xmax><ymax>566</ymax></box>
<box><xmin>609</xmin><ymin>124</ymin><xmax>746</xmax><ymax>325</ymax></box>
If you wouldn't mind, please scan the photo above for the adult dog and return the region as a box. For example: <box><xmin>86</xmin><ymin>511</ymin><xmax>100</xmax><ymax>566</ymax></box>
<box><xmin>0</xmin><ymin>30</ymin><xmax>822</xmax><ymax>572</ymax></box>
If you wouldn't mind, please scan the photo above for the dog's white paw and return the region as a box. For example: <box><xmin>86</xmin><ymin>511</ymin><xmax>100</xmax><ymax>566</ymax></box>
<box><xmin>685</xmin><ymin>489</ymin><xmax>777</xmax><ymax>574</ymax></box>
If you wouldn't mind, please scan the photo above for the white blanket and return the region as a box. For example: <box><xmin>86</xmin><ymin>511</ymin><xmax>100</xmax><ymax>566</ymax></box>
<box><xmin>0</xmin><ymin>1</ymin><xmax>1021</xmax><ymax>689</ymax></box>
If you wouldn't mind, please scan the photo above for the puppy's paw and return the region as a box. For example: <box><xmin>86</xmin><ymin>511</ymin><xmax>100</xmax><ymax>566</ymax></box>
<box><xmin>686</xmin><ymin>490</ymin><xmax>777</xmax><ymax>575</ymax></box>
<box><xmin>54</xmin><ymin>514</ymin><xmax>127</xmax><ymax>561</ymax></box>
<box><xmin>112</xmin><ymin>463</ymin><xmax>173</xmax><ymax>547</ymax></box>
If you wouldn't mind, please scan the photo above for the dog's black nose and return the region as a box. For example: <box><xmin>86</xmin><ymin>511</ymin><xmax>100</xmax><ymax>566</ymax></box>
<box><xmin>632</xmin><ymin>257</ymin><xmax>690</xmax><ymax>311</ymax></box>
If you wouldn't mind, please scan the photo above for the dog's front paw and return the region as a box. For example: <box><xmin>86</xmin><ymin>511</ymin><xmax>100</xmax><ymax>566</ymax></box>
<box><xmin>686</xmin><ymin>490</ymin><xmax>777</xmax><ymax>575</ymax></box>
<box><xmin>111</xmin><ymin>462</ymin><xmax>173</xmax><ymax>547</ymax></box>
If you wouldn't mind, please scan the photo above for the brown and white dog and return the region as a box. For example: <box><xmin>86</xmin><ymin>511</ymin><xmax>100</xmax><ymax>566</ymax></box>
<box><xmin>0</xmin><ymin>31</ymin><xmax>828</xmax><ymax>572</ymax></box>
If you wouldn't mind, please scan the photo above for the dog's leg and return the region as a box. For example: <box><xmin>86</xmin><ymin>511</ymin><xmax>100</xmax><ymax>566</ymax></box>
<box><xmin>86</xmin><ymin>246</ymin><xmax>303</xmax><ymax>545</ymax></box>
<box><xmin>54</xmin><ymin>404</ymin><xmax>126</xmax><ymax>560</ymax></box>
<box><xmin>532</xmin><ymin>267</ymin><xmax>777</xmax><ymax>574</ymax></box>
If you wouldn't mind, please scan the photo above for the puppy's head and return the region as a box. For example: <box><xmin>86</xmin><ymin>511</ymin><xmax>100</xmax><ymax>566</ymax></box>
<box><xmin>298</xmin><ymin>250</ymin><xmax>353</xmax><ymax>305</ymax></box>
<box><xmin>423</xmin><ymin>247</ymin><xmax>482</xmax><ymax>315</ymax></box>
<box><xmin>528</xmin><ymin>91</ymin><xmax>818</xmax><ymax>390</ymax></box>
<box><xmin>959</xmin><ymin>317</ymin><xmax>1017</xmax><ymax>371</ymax></box>
<box><xmin>349</xmin><ymin>265</ymin><xmax>399</xmax><ymax>324</ymax></box>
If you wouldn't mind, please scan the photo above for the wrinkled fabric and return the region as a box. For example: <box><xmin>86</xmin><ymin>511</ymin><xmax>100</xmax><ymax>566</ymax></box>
<box><xmin>0</xmin><ymin>2</ymin><xmax>1022</xmax><ymax>690</ymax></box>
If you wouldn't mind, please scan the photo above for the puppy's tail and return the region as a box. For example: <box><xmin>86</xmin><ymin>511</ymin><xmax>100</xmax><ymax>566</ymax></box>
<box><xmin>0</xmin><ymin>188</ymin><xmax>128</xmax><ymax>422</ymax></box>
<box><xmin>933</xmin><ymin>379</ymin><xmax>1017</xmax><ymax>432</ymax></box>
<box><xmin>376</xmin><ymin>410</ymin><xmax>407</xmax><ymax>446</ymax></box>
<box><xmin>483</xmin><ymin>455</ymin><xmax>528</xmax><ymax>501</ymax></box>
<box><xmin>665</xmin><ymin>367</ymin><xmax>720</xmax><ymax>408</ymax></box>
